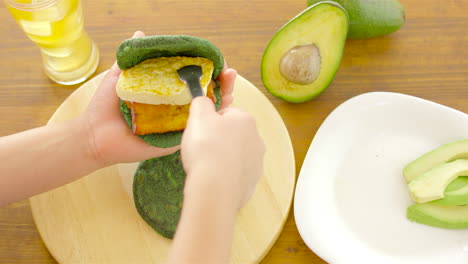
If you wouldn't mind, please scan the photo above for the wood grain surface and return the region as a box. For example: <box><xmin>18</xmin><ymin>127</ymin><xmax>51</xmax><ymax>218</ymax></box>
<box><xmin>0</xmin><ymin>0</ymin><xmax>467</xmax><ymax>263</ymax></box>
<box><xmin>29</xmin><ymin>73</ymin><xmax>295</xmax><ymax>264</ymax></box>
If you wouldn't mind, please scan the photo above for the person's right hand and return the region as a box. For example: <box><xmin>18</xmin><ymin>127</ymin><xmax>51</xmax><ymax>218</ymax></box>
<box><xmin>181</xmin><ymin>96</ymin><xmax>265</xmax><ymax>211</ymax></box>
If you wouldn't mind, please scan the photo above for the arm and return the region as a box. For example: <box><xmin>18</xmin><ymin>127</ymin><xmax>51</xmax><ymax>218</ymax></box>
<box><xmin>0</xmin><ymin>30</ymin><xmax>238</xmax><ymax>207</ymax></box>
<box><xmin>0</xmin><ymin>116</ymin><xmax>98</xmax><ymax>206</ymax></box>
<box><xmin>0</xmin><ymin>31</ymin><xmax>186</xmax><ymax>206</ymax></box>
<box><xmin>0</xmin><ymin>63</ymin><xmax>177</xmax><ymax>207</ymax></box>
<box><xmin>166</xmin><ymin>94</ymin><xmax>265</xmax><ymax>264</ymax></box>
<box><xmin>167</xmin><ymin>171</ymin><xmax>238</xmax><ymax>263</ymax></box>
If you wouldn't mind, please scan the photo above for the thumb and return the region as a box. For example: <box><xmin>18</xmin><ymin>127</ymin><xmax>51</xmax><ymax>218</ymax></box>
<box><xmin>189</xmin><ymin>96</ymin><xmax>216</xmax><ymax>118</ymax></box>
<box><xmin>144</xmin><ymin>145</ymin><xmax>181</xmax><ymax>159</ymax></box>
<box><xmin>123</xmin><ymin>138</ymin><xmax>181</xmax><ymax>163</ymax></box>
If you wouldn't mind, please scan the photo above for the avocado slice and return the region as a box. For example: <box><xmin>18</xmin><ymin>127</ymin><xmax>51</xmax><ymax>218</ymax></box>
<box><xmin>444</xmin><ymin>176</ymin><xmax>468</xmax><ymax>192</ymax></box>
<box><xmin>261</xmin><ymin>1</ymin><xmax>348</xmax><ymax>103</ymax></box>
<box><xmin>408</xmin><ymin>159</ymin><xmax>468</xmax><ymax>203</ymax></box>
<box><xmin>133</xmin><ymin>150</ymin><xmax>185</xmax><ymax>239</ymax></box>
<box><xmin>404</xmin><ymin>139</ymin><xmax>468</xmax><ymax>183</ymax></box>
<box><xmin>432</xmin><ymin>176</ymin><xmax>468</xmax><ymax>206</ymax></box>
<box><xmin>307</xmin><ymin>0</ymin><xmax>405</xmax><ymax>39</ymax></box>
<box><xmin>407</xmin><ymin>203</ymin><xmax>468</xmax><ymax>229</ymax></box>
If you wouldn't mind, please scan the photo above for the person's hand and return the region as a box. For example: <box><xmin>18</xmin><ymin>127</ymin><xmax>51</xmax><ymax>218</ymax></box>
<box><xmin>81</xmin><ymin>31</ymin><xmax>180</xmax><ymax>167</ymax></box>
<box><xmin>181</xmin><ymin>96</ymin><xmax>265</xmax><ymax>210</ymax></box>
<box><xmin>81</xmin><ymin>30</ymin><xmax>237</xmax><ymax>167</ymax></box>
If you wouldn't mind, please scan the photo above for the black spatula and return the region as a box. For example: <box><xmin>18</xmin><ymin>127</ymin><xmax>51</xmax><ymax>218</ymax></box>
<box><xmin>177</xmin><ymin>65</ymin><xmax>204</xmax><ymax>98</ymax></box>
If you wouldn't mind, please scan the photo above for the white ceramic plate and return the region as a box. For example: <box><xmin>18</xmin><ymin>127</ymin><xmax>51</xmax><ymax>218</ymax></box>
<box><xmin>294</xmin><ymin>92</ymin><xmax>468</xmax><ymax>264</ymax></box>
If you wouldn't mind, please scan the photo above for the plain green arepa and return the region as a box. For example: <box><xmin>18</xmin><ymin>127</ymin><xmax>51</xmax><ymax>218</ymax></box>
<box><xmin>116</xmin><ymin>35</ymin><xmax>224</xmax><ymax>78</ymax></box>
<box><xmin>115</xmin><ymin>35</ymin><xmax>225</xmax><ymax>239</ymax></box>
<box><xmin>133</xmin><ymin>151</ymin><xmax>186</xmax><ymax>239</ymax></box>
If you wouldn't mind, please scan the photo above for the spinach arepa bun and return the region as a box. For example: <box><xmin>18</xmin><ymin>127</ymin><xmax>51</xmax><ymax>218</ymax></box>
<box><xmin>115</xmin><ymin>35</ymin><xmax>225</xmax><ymax>239</ymax></box>
<box><xmin>132</xmin><ymin>151</ymin><xmax>185</xmax><ymax>239</ymax></box>
<box><xmin>116</xmin><ymin>35</ymin><xmax>224</xmax><ymax>148</ymax></box>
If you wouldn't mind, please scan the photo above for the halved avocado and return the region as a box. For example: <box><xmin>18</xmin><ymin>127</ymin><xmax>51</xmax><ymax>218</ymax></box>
<box><xmin>261</xmin><ymin>1</ymin><xmax>348</xmax><ymax>103</ymax></box>
<box><xmin>407</xmin><ymin>203</ymin><xmax>468</xmax><ymax>229</ymax></box>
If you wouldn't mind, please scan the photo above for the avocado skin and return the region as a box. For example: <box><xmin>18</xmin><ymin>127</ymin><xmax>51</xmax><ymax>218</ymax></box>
<box><xmin>307</xmin><ymin>0</ymin><xmax>405</xmax><ymax>39</ymax></box>
<box><xmin>119</xmin><ymin>84</ymin><xmax>221</xmax><ymax>148</ymax></box>
<box><xmin>133</xmin><ymin>151</ymin><xmax>185</xmax><ymax>239</ymax></box>
<box><xmin>116</xmin><ymin>35</ymin><xmax>224</xmax><ymax>78</ymax></box>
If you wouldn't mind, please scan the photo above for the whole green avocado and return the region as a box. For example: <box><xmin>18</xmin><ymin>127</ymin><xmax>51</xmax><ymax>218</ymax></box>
<box><xmin>307</xmin><ymin>0</ymin><xmax>405</xmax><ymax>39</ymax></box>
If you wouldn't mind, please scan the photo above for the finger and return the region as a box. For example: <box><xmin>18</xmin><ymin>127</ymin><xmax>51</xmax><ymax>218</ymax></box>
<box><xmin>219</xmin><ymin>71</ymin><xmax>226</xmax><ymax>97</ymax></box>
<box><xmin>220</xmin><ymin>94</ymin><xmax>233</xmax><ymax>109</ymax></box>
<box><xmin>102</xmin><ymin>63</ymin><xmax>120</xmax><ymax>88</ymax></box>
<box><xmin>99</xmin><ymin>30</ymin><xmax>144</xmax><ymax>92</ymax></box>
<box><xmin>217</xmin><ymin>105</ymin><xmax>245</xmax><ymax>116</ymax></box>
<box><xmin>219</xmin><ymin>58</ymin><xmax>231</xmax><ymax>96</ymax></box>
<box><xmin>189</xmin><ymin>96</ymin><xmax>216</xmax><ymax>118</ymax></box>
<box><xmin>219</xmin><ymin>68</ymin><xmax>236</xmax><ymax>109</ymax></box>
<box><xmin>124</xmin><ymin>135</ymin><xmax>181</xmax><ymax>161</ymax></box>
<box><xmin>146</xmin><ymin>145</ymin><xmax>181</xmax><ymax>159</ymax></box>
<box><xmin>217</xmin><ymin>107</ymin><xmax>230</xmax><ymax>115</ymax></box>
<box><xmin>219</xmin><ymin>107</ymin><xmax>253</xmax><ymax>123</ymax></box>
<box><xmin>222</xmin><ymin>58</ymin><xmax>229</xmax><ymax>72</ymax></box>
<box><xmin>107</xmin><ymin>31</ymin><xmax>144</xmax><ymax>78</ymax></box>
<box><xmin>93</xmin><ymin>30</ymin><xmax>145</xmax><ymax>107</ymax></box>
<box><xmin>218</xmin><ymin>68</ymin><xmax>236</xmax><ymax>100</ymax></box>
<box><xmin>218</xmin><ymin>68</ymin><xmax>235</xmax><ymax>96</ymax></box>
<box><xmin>108</xmin><ymin>61</ymin><xmax>121</xmax><ymax>78</ymax></box>
<box><xmin>92</xmin><ymin>62</ymin><xmax>121</xmax><ymax>103</ymax></box>
<box><xmin>108</xmin><ymin>31</ymin><xmax>144</xmax><ymax>76</ymax></box>
<box><xmin>132</xmin><ymin>30</ymin><xmax>145</xmax><ymax>38</ymax></box>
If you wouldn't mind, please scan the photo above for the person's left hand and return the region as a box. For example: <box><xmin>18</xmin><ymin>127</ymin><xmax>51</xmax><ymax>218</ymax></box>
<box><xmin>81</xmin><ymin>31</ymin><xmax>180</xmax><ymax>167</ymax></box>
<box><xmin>80</xmin><ymin>30</ymin><xmax>236</xmax><ymax>167</ymax></box>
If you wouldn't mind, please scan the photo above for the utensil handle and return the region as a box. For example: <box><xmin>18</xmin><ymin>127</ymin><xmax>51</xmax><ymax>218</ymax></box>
<box><xmin>186</xmin><ymin>77</ymin><xmax>205</xmax><ymax>98</ymax></box>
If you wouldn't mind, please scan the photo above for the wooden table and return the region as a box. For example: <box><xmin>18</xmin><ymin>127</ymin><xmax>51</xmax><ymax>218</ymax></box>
<box><xmin>0</xmin><ymin>0</ymin><xmax>467</xmax><ymax>263</ymax></box>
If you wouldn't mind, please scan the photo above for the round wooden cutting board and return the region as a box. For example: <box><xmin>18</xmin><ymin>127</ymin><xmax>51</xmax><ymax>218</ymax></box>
<box><xmin>30</xmin><ymin>72</ymin><xmax>295</xmax><ymax>264</ymax></box>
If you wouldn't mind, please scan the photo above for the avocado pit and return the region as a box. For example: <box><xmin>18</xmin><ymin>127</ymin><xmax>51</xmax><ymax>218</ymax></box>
<box><xmin>279</xmin><ymin>44</ymin><xmax>321</xmax><ymax>84</ymax></box>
